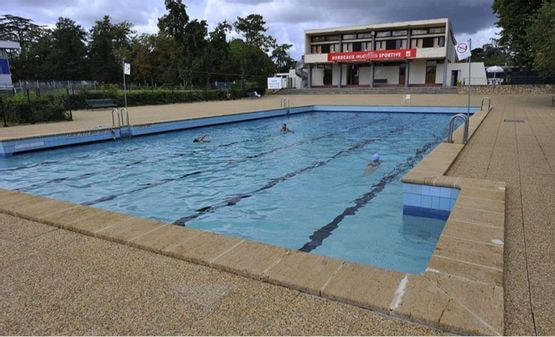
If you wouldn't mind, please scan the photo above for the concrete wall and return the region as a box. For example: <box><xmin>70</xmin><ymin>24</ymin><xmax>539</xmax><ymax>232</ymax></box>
<box><xmin>447</xmin><ymin>62</ymin><xmax>487</xmax><ymax>85</ymax></box>
<box><xmin>374</xmin><ymin>65</ymin><xmax>400</xmax><ymax>85</ymax></box>
<box><xmin>436</xmin><ymin>63</ymin><xmax>445</xmax><ymax>85</ymax></box>
<box><xmin>311</xmin><ymin>67</ymin><xmax>324</xmax><ymax>86</ymax></box>
<box><xmin>359</xmin><ymin>66</ymin><xmax>371</xmax><ymax>85</ymax></box>
<box><xmin>409</xmin><ymin>60</ymin><xmax>426</xmax><ymax>85</ymax></box>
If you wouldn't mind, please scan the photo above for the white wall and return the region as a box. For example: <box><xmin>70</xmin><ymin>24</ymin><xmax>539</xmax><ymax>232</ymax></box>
<box><xmin>311</xmin><ymin>67</ymin><xmax>324</xmax><ymax>86</ymax></box>
<box><xmin>359</xmin><ymin>66</ymin><xmax>371</xmax><ymax>85</ymax></box>
<box><xmin>374</xmin><ymin>65</ymin><xmax>400</xmax><ymax>85</ymax></box>
<box><xmin>447</xmin><ymin>62</ymin><xmax>487</xmax><ymax>85</ymax></box>
<box><xmin>409</xmin><ymin>60</ymin><xmax>426</xmax><ymax>85</ymax></box>
<box><xmin>436</xmin><ymin>63</ymin><xmax>446</xmax><ymax>85</ymax></box>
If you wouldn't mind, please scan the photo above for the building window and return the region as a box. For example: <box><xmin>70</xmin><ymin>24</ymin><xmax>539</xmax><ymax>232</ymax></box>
<box><xmin>311</xmin><ymin>45</ymin><xmax>321</xmax><ymax>53</ymax></box>
<box><xmin>375</xmin><ymin>41</ymin><xmax>386</xmax><ymax>50</ymax></box>
<box><xmin>386</xmin><ymin>39</ymin><xmax>396</xmax><ymax>49</ymax></box>
<box><xmin>326</xmin><ymin>35</ymin><xmax>340</xmax><ymax>41</ymax></box>
<box><xmin>363</xmin><ymin>42</ymin><xmax>373</xmax><ymax>51</ymax></box>
<box><xmin>428</xmin><ymin>27</ymin><xmax>445</xmax><ymax>34</ymax></box>
<box><xmin>357</xmin><ymin>32</ymin><xmax>373</xmax><ymax>39</ymax></box>
<box><xmin>392</xmin><ymin>30</ymin><xmax>407</xmax><ymax>36</ymax></box>
<box><xmin>376</xmin><ymin>31</ymin><xmax>391</xmax><ymax>37</ymax></box>
<box><xmin>342</xmin><ymin>43</ymin><xmax>352</xmax><ymax>52</ymax></box>
<box><xmin>411</xmin><ymin>29</ymin><xmax>428</xmax><ymax>35</ymax></box>
<box><xmin>353</xmin><ymin>42</ymin><xmax>362</xmax><ymax>52</ymax></box>
<box><xmin>342</xmin><ymin>34</ymin><xmax>357</xmax><ymax>40</ymax></box>
<box><xmin>423</xmin><ymin>37</ymin><xmax>434</xmax><ymax>48</ymax></box>
<box><xmin>437</xmin><ymin>36</ymin><xmax>445</xmax><ymax>47</ymax></box>
<box><xmin>411</xmin><ymin>39</ymin><xmax>423</xmax><ymax>48</ymax></box>
<box><xmin>312</xmin><ymin>36</ymin><xmax>325</xmax><ymax>42</ymax></box>
<box><xmin>321</xmin><ymin>44</ymin><xmax>331</xmax><ymax>53</ymax></box>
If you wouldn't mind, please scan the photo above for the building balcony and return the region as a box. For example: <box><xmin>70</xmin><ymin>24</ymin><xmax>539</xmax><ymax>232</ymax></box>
<box><xmin>304</xmin><ymin>47</ymin><xmax>446</xmax><ymax>64</ymax></box>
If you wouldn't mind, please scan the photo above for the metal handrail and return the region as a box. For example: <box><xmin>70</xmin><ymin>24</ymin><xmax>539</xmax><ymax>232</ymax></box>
<box><xmin>481</xmin><ymin>97</ymin><xmax>491</xmax><ymax>111</ymax></box>
<box><xmin>447</xmin><ymin>114</ymin><xmax>469</xmax><ymax>144</ymax></box>
<box><xmin>111</xmin><ymin>107</ymin><xmax>118</xmax><ymax>127</ymax></box>
<box><xmin>119</xmin><ymin>108</ymin><xmax>131</xmax><ymax>137</ymax></box>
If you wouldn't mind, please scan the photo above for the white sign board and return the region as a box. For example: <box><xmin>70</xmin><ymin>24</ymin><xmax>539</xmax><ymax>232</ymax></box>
<box><xmin>267</xmin><ymin>77</ymin><xmax>282</xmax><ymax>89</ymax></box>
<box><xmin>455</xmin><ymin>41</ymin><xmax>472</xmax><ymax>61</ymax></box>
<box><xmin>123</xmin><ymin>62</ymin><xmax>131</xmax><ymax>75</ymax></box>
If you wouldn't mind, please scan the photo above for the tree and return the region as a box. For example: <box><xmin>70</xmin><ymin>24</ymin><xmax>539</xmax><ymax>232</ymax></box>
<box><xmin>471</xmin><ymin>39</ymin><xmax>511</xmax><ymax>66</ymax></box>
<box><xmin>157</xmin><ymin>0</ymin><xmax>189</xmax><ymax>41</ymax></box>
<box><xmin>271</xmin><ymin>43</ymin><xmax>295</xmax><ymax>72</ymax></box>
<box><xmin>89</xmin><ymin>16</ymin><xmax>133</xmax><ymax>83</ymax></box>
<box><xmin>527</xmin><ymin>2</ymin><xmax>555</xmax><ymax>76</ymax></box>
<box><xmin>234</xmin><ymin>14</ymin><xmax>275</xmax><ymax>52</ymax></box>
<box><xmin>492</xmin><ymin>0</ymin><xmax>544</xmax><ymax>68</ymax></box>
<box><xmin>229</xmin><ymin>39</ymin><xmax>275</xmax><ymax>88</ymax></box>
<box><xmin>0</xmin><ymin>14</ymin><xmax>42</xmax><ymax>44</ymax></box>
<box><xmin>49</xmin><ymin>17</ymin><xmax>88</xmax><ymax>80</ymax></box>
<box><xmin>206</xmin><ymin>21</ymin><xmax>232</xmax><ymax>77</ymax></box>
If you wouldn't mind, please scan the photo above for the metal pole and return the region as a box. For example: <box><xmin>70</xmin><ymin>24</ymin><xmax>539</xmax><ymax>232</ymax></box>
<box><xmin>466</xmin><ymin>39</ymin><xmax>471</xmax><ymax>119</ymax></box>
<box><xmin>122</xmin><ymin>60</ymin><xmax>128</xmax><ymax>110</ymax></box>
<box><xmin>1</xmin><ymin>96</ymin><xmax>7</xmax><ymax>127</ymax></box>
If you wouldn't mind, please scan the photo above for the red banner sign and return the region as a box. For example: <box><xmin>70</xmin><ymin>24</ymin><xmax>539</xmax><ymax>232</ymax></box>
<box><xmin>327</xmin><ymin>48</ymin><xmax>417</xmax><ymax>62</ymax></box>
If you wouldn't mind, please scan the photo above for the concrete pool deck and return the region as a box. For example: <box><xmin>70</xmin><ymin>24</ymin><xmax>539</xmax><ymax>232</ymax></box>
<box><xmin>1</xmin><ymin>94</ymin><xmax>484</xmax><ymax>142</ymax></box>
<box><xmin>0</xmin><ymin>94</ymin><xmax>553</xmax><ymax>335</ymax></box>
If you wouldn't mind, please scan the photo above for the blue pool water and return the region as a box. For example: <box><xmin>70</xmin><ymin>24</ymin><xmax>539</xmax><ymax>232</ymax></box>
<box><xmin>0</xmin><ymin>111</ymin><xmax>452</xmax><ymax>273</ymax></box>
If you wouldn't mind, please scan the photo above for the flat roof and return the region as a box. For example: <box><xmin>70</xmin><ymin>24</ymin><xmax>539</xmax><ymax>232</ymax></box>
<box><xmin>305</xmin><ymin>18</ymin><xmax>449</xmax><ymax>35</ymax></box>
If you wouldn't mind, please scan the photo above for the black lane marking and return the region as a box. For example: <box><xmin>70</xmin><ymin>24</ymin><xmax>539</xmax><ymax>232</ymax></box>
<box><xmin>298</xmin><ymin>136</ymin><xmax>442</xmax><ymax>253</ymax></box>
<box><xmin>81</xmin><ymin>170</ymin><xmax>202</xmax><ymax>206</ymax></box>
<box><xmin>15</xmin><ymin>116</ymin><xmax>392</xmax><ymax>199</ymax></box>
<box><xmin>173</xmin><ymin>121</ymin><xmax>409</xmax><ymax>226</ymax></box>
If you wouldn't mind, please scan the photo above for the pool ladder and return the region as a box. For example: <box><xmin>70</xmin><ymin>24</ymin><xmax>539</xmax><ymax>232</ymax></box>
<box><xmin>447</xmin><ymin>114</ymin><xmax>469</xmax><ymax>144</ymax></box>
<box><xmin>280</xmin><ymin>97</ymin><xmax>290</xmax><ymax>114</ymax></box>
<box><xmin>111</xmin><ymin>108</ymin><xmax>132</xmax><ymax>138</ymax></box>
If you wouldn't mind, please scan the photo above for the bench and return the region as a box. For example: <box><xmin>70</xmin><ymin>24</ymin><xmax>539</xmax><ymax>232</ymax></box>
<box><xmin>85</xmin><ymin>99</ymin><xmax>117</xmax><ymax>109</ymax></box>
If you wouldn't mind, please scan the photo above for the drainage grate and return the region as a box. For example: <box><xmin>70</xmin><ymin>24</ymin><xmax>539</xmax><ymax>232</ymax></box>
<box><xmin>504</xmin><ymin>119</ymin><xmax>525</xmax><ymax>123</ymax></box>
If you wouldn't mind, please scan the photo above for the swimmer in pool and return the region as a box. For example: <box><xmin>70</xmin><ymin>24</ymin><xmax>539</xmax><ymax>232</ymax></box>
<box><xmin>280</xmin><ymin>123</ymin><xmax>293</xmax><ymax>133</ymax></box>
<box><xmin>193</xmin><ymin>135</ymin><xmax>209</xmax><ymax>143</ymax></box>
<box><xmin>366</xmin><ymin>153</ymin><xmax>381</xmax><ymax>174</ymax></box>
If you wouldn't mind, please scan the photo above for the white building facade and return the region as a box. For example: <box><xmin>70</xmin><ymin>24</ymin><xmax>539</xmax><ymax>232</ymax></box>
<box><xmin>304</xmin><ymin>18</ymin><xmax>486</xmax><ymax>88</ymax></box>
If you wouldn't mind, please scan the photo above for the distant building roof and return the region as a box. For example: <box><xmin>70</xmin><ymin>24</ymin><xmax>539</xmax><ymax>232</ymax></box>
<box><xmin>0</xmin><ymin>40</ymin><xmax>21</xmax><ymax>50</ymax></box>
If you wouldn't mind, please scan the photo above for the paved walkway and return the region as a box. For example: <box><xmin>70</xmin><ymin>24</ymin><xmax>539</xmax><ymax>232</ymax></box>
<box><xmin>0</xmin><ymin>214</ymin><xmax>439</xmax><ymax>335</ymax></box>
<box><xmin>447</xmin><ymin>95</ymin><xmax>554</xmax><ymax>335</ymax></box>
<box><xmin>1</xmin><ymin>93</ymin><xmax>553</xmax><ymax>335</ymax></box>
<box><xmin>1</xmin><ymin>94</ymin><xmax>483</xmax><ymax>140</ymax></box>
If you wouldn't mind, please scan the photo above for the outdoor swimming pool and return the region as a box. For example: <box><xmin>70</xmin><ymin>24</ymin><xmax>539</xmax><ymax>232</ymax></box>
<box><xmin>0</xmin><ymin>111</ymin><xmax>454</xmax><ymax>273</ymax></box>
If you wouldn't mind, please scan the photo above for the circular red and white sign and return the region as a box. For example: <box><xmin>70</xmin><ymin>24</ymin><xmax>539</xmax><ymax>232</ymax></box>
<box><xmin>457</xmin><ymin>43</ymin><xmax>468</xmax><ymax>53</ymax></box>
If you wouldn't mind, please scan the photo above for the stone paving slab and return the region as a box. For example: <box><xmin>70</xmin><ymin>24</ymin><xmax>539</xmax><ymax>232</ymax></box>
<box><xmin>447</xmin><ymin>95</ymin><xmax>554</xmax><ymax>336</ymax></box>
<box><xmin>1</xmin><ymin>94</ymin><xmax>540</xmax><ymax>335</ymax></box>
<box><xmin>0</xmin><ymin>214</ymin><xmax>442</xmax><ymax>335</ymax></box>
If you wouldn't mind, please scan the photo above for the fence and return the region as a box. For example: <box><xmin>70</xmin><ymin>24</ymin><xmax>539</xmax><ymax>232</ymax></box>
<box><xmin>0</xmin><ymin>80</ymin><xmax>256</xmax><ymax>127</ymax></box>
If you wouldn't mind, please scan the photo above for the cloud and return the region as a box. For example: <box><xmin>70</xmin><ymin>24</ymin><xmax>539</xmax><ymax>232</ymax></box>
<box><xmin>3</xmin><ymin>0</ymin><xmax>498</xmax><ymax>58</ymax></box>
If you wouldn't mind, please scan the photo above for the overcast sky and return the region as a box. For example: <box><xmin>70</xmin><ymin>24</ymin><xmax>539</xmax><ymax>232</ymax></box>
<box><xmin>3</xmin><ymin>0</ymin><xmax>500</xmax><ymax>58</ymax></box>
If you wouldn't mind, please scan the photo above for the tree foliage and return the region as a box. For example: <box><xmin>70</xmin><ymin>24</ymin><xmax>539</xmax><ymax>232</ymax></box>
<box><xmin>492</xmin><ymin>0</ymin><xmax>545</xmax><ymax>69</ymax></box>
<box><xmin>0</xmin><ymin>8</ymin><xmax>293</xmax><ymax>86</ymax></box>
<box><xmin>527</xmin><ymin>1</ymin><xmax>555</xmax><ymax>76</ymax></box>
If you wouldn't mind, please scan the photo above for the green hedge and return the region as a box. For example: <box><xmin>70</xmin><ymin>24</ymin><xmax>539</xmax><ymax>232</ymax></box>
<box><xmin>1</xmin><ymin>89</ymin><xmax>250</xmax><ymax>126</ymax></box>
<box><xmin>69</xmin><ymin>89</ymin><xmax>250</xmax><ymax>110</ymax></box>
<box><xmin>1</xmin><ymin>95</ymin><xmax>71</xmax><ymax>125</ymax></box>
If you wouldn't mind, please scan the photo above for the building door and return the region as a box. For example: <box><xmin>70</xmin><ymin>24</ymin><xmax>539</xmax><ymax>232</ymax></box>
<box><xmin>425</xmin><ymin>61</ymin><xmax>437</xmax><ymax>85</ymax></box>
<box><xmin>347</xmin><ymin>65</ymin><xmax>359</xmax><ymax>85</ymax></box>
<box><xmin>323</xmin><ymin>65</ymin><xmax>333</xmax><ymax>85</ymax></box>
<box><xmin>451</xmin><ymin>70</ymin><xmax>459</xmax><ymax>86</ymax></box>
<box><xmin>399</xmin><ymin>63</ymin><xmax>406</xmax><ymax>86</ymax></box>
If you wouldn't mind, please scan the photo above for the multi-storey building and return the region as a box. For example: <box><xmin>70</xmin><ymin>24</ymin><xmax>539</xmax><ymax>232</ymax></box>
<box><xmin>304</xmin><ymin>18</ymin><xmax>471</xmax><ymax>88</ymax></box>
